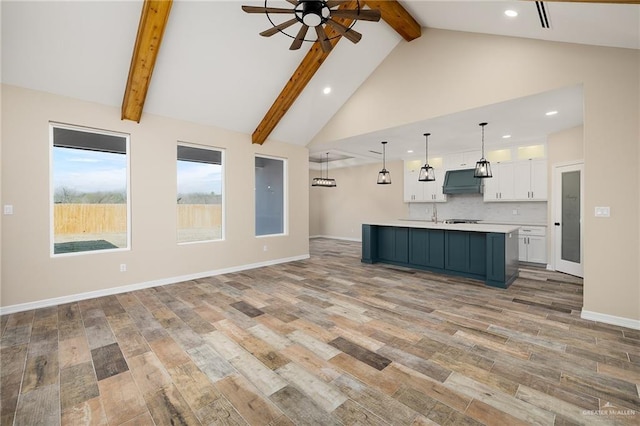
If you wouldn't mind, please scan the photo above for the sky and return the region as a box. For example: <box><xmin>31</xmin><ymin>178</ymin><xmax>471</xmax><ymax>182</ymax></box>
<box><xmin>54</xmin><ymin>147</ymin><xmax>223</xmax><ymax>194</ymax></box>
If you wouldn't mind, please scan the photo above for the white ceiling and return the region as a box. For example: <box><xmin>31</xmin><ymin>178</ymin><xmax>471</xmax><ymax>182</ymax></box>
<box><xmin>2</xmin><ymin>1</ymin><xmax>638</xmax><ymax>164</ymax></box>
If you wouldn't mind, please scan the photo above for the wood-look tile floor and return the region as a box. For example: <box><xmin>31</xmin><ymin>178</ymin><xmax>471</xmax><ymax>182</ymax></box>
<box><xmin>2</xmin><ymin>238</ymin><xmax>639</xmax><ymax>425</ymax></box>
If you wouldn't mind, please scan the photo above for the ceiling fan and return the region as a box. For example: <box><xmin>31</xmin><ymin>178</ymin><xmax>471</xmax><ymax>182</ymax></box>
<box><xmin>242</xmin><ymin>0</ymin><xmax>381</xmax><ymax>53</ymax></box>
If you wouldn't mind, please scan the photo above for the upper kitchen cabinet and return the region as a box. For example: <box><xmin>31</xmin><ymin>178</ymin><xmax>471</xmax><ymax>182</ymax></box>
<box><xmin>445</xmin><ymin>150</ymin><xmax>482</xmax><ymax>170</ymax></box>
<box><xmin>484</xmin><ymin>159</ymin><xmax>547</xmax><ymax>202</ymax></box>
<box><xmin>404</xmin><ymin>159</ymin><xmax>447</xmax><ymax>203</ymax></box>
<box><xmin>483</xmin><ymin>162</ymin><xmax>515</xmax><ymax>201</ymax></box>
<box><xmin>514</xmin><ymin>159</ymin><xmax>547</xmax><ymax>200</ymax></box>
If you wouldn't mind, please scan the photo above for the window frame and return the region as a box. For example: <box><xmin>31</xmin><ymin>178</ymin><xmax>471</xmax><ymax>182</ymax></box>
<box><xmin>255</xmin><ymin>154</ymin><xmax>288</xmax><ymax>238</ymax></box>
<box><xmin>49</xmin><ymin>122</ymin><xmax>131</xmax><ymax>257</ymax></box>
<box><xmin>176</xmin><ymin>141</ymin><xmax>226</xmax><ymax>245</ymax></box>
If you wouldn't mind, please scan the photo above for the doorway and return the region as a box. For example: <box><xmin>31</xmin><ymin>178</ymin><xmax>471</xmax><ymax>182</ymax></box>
<box><xmin>553</xmin><ymin>162</ymin><xmax>584</xmax><ymax>277</ymax></box>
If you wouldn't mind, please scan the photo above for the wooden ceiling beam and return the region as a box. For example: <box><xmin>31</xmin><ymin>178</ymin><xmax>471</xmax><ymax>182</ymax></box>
<box><xmin>122</xmin><ymin>0</ymin><xmax>173</xmax><ymax>122</ymax></box>
<box><xmin>252</xmin><ymin>0</ymin><xmax>421</xmax><ymax>144</ymax></box>
<box><xmin>363</xmin><ymin>1</ymin><xmax>421</xmax><ymax>41</ymax></box>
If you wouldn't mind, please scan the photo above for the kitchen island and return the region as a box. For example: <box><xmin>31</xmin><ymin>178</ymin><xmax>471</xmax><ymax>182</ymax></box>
<box><xmin>362</xmin><ymin>221</ymin><xmax>520</xmax><ymax>288</ymax></box>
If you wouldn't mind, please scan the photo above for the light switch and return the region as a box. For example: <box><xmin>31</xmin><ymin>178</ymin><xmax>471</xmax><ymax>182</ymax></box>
<box><xmin>3</xmin><ymin>205</ymin><xmax>13</xmax><ymax>215</ymax></box>
<box><xmin>595</xmin><ymin>206</ymin><xmax>610</xmax><ymax>217</ymax></box>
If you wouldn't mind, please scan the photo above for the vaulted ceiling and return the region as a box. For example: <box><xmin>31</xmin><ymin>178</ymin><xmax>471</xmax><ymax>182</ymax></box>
<box><xmin>2</xmin><ymin>0</ymin><xmax>638</xmax><ymax>155</ymax></box>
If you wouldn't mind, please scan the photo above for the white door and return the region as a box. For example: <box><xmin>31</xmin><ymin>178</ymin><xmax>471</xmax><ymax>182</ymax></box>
<box><xmin>553</xmin><ymin>162</ymin><xmax>584</xmax><ymax>277</ymax></box>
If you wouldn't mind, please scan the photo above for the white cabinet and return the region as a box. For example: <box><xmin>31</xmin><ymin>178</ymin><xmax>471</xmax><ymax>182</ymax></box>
<box><xmin>445</xmin><ymin>150</ymin><xmax>481</xmax><ymax>170</ymax></box>
<box><xmin>483</xmin><ymin>162</ymin><xmax>515</xmax><ymax>201</ymax></box>
<box><xmin>514</xmin><ymin>159</ymin><xmax>547</xmax><ymax>200</ymax></box>
<box><xmin>485</xmin><ymin>159</ymin><xmax>547</xmax><ymax>202</ymax></box>
<box><xmin>519</xmin><ymin>226</ymin><xmax>547</xmax><ymax>264</ymax></box>
<box><xmin>403</xmin><ymin>160</ymin><xmax>446</xmax><ymax>203</ymax></box>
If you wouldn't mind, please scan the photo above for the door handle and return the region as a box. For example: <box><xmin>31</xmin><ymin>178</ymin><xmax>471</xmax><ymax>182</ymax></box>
<box><xmin>554</xmin><ymin>222</ymin><xmax>560</xmax><ymax>226</ymax></box>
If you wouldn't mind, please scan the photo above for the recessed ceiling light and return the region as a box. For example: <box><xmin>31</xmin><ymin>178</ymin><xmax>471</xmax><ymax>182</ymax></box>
<box><xmin>323</xmin><ymin>86</ymin><xmax>331</xmax><ymax>95</ymax></box>
<box><xmin>504</xmin><ymin>10</ymin><xmax>518</xmax><ymax>18</ymax></box>
<box><xmin>546</xmin><ymin>110</ymin><xmax>558</xmax><ymax>116</ymax></box>
<box><xmin>502</xmin><ymin>134</ymin><xmax>512</xmax><ymax>139</ymax></box>
<box><xmin>407</xmin><ymin>150</ymin><xmax>414</xmax><ymax>153</ymax></box>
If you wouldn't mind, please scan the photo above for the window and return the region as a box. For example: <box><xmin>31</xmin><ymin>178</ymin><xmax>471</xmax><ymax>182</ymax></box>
<box><xmin>255</xmin><ymin>156</ymin><xmax>286</xmax><ymax>236</ymax></box>
<box><xmin>51</xmin><ymin>124</ymin><xmax>129</xmax><ymax>255</ymax></box>
<box><xmin>177</xmin><ymin>144</ymin><xmax>224</xmax><ymax>243</ymax></box>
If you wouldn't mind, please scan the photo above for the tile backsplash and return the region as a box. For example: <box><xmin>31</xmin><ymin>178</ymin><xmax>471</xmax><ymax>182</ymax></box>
<box><xmin>407</xmin><ymin>194</ymin><xmax>547</xmax><ymax>224</ymax></box>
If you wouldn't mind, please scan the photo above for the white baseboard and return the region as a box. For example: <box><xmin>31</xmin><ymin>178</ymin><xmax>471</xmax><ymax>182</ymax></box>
<box><xmin>0</xmin><ymin>254</ymin><xmax>310</xmax><ymax>316</ymax></box>
<box><xmin>581</xmin><ymin>310</ymin><xmax>640</xmax><ymax>330</ymax></box>
<box><xmin>310</xmin><ymin>235</ymin><xmax>361</xmax><ymax>242</ymax></box>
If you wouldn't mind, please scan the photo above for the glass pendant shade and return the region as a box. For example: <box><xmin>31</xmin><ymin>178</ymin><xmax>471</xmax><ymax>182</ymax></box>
<box><xmin>377</xmin><ymin>141</ymin><xmax>391</xmax><ymax>184</ymax></box>
<box><xmin>474</xmin><ymin>122</ymin><xmax>493</xmax><ymax>179</ymax></box>
<box><xmin>311</xmin><ymin>152</ymin><xmax>337</xmax><ymax>187</ymax></box>
<box><xmin>377</xmin><ymin>169</ymin><xmax>391</xmax><ymax>184</ymax></box>
<box><xmin>418</xmin><ymin>164</ymin><xmax>436</xmax><ymax>181</ymax></box>
<box><xmin>418</xmin><ymin>132</ymin><xmax>436</xmax><ymax>182</ymax></box>
<box><xmin>473</xmin><ymin>159</ymin><xmax>492</xmax><ymax>178</ymax></box>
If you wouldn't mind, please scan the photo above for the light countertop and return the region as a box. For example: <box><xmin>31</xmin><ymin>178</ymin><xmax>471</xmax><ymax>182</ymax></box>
<box><xmin>366</xmin><ymin>221</ymin><xmax>521</xmax><ymax>234</ymax></box>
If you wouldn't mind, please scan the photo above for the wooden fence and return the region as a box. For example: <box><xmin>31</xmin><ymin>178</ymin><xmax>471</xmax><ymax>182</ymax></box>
<box><xmin>54</xmin><ymin>204</ymin><xmax>126</xmax><ymax>234</ymax></box>
<box><xmin>54</xmin><ymin>204</ymin><xmax>222</xmax><ymax>234</ymax></box>
<box><xmin>177</xmin><ymin>205</ymin><xmax>222</xmax><ymax>229</ymax></box>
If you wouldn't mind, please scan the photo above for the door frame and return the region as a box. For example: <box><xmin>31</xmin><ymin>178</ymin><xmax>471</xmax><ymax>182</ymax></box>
<box><xmin>551</xmin><ymin>160</ymin><xmax>584</xmax><ymax>277</ymax></box>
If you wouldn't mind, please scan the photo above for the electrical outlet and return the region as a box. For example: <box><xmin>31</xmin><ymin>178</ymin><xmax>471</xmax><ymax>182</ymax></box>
<box><xmin>263</xmin><ymin>245</ymin><xmax>268</xmax><ymax>252</ymax></box>
<box><xmin>512</xmin><ymin>209</ymin><xmax>519</xmax><ymax>215</ymax></box>
<box><xmin>120</xmin><ymin>264</ymin><xmax>127</xmax><ymax>272</ymax></box>
<box><xmin>3</xmin><ymin>205</ymin><xmax>13</xmax><ymax>215</ymax></box>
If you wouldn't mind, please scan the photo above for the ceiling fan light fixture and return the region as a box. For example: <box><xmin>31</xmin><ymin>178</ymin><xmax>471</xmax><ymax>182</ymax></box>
<box><xmin>242</xmin><ymin>0</ymin><xmax>380</xmax><ymax>53</ymax></box>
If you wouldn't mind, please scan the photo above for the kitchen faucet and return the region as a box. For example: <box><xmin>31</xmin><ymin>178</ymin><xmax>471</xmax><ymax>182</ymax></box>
<box><xmin>431</xmin><ymin>203</ymin><xmax>438</xmax><ymax>223</ymax></box>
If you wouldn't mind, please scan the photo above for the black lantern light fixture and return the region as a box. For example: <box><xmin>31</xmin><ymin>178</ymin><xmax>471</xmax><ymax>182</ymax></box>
<box><xmin>474</xmin><ymin>122</ymin><xmax>492</xmax><ymax>178</ymax></box>
<box><xmin>312</xmin><ymin>152</ymin><xmax>337</xmax><ymax>187</ymax></box>
<box><xmin>418</xmin><ymin>132</ymin><xmax>436</xmax><ymax>182</ymax></box>
<box><xmin>377</xmin><ymin>141</ymin><xmax>391</xmax><ymax>184</ymax></box>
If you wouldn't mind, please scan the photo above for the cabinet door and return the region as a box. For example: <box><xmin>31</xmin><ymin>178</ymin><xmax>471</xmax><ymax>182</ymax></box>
<box><xmin>483</xmin><ymin>167</ymin><xmax>500</xmax><ymax>201</ymax></box>
<box><xmin>498</xmin><ymin>162</ymin><xmax>516</xmax><ymax>200</ymax></box>
<box><xmin>527</xmin><ymin>235</ymin><xmax>547</xmax><ymax>264</ymax></box>
<box><xmin>529</xmin><ymin>159</ymin><xmax>547</xmax><ymax>200</ymax></box>
<box><xmin>484</xmin><ymin>162</ymin><xmax>514</xmax><ymax>201</ymax></box>
<box><xmin>409</xmin><ymin>229</ymin><xmax>444</xmax><ymax>268</ymax></box>
<box><xmin>518</xmin><ymin>236</ymin><xmax>528</xmax><ymax>261</ymax></box>
<box><xmin>422</xmin><ymin>176</ymin><xmax>447</xmax><ymax>202</ymax></box>
<box><xmin>513</xmin><ymin>161</ymin><xmax>531</xmax><ymax>199</ymax></box>
<box><xmin>444</xmin><ymin>231</ymin><xmax>470</xmax><ymax>273</ymax></box>
<box><xmin>378</xmin><ymin>227</ymin><xmax>409</xmax><ymax>263</ymax></box>
<box><xmin>403</xmin><ymin>160</ymin><xmax>423</xmax><ymax>202</ymax></box>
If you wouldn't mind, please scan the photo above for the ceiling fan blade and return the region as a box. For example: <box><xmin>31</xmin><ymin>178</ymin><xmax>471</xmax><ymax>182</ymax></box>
<box><xmin>331</xmin><ymin>9</ymin><xmax>381</xmax><ymax>22</ymax></box>
<box><xmin>242</xmin><ymin>6</ymin><xmax>295</xmax><ymax>14</ymax></box>
<box><xmin>326</xmin><ymin>19</ymin><xmax>362</xmax><ymax>44</ymax></box>
<box><xmin>260</xmin><ymin>18</ymin><xmax>299</xmax><ymax>37</ymax></box>
<box><xmin>326</xmin><ymin>0</ymin><xmax>349</xmax><ymax>7</ymax></box>
<box><xmin>315</xmin><ymin>25</ymin><xmax>333</xmax><ymax>53</ymax></box>
<box><xmin>284</xmin><ymin>0</ymin><xmax>298</xmax><ymax>5</ymax></box>
<box><xmin>290</xmin><ymin>24</ymin><xmax>309</xmax><ymax>50</ymax></box>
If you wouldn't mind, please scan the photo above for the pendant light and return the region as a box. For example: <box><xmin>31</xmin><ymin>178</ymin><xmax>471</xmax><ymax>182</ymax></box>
<box><xmin>377</xmin><ymin>141</ymin><xmax>391</xmax><ymax>184</ymax></box>
<box><xmin>474</xmin><ymin>122</ymin><xmax>492</xmax><ymax>178</ymax></box>
<box><xmin>311</xmin><ymin>152</ymin><xmax>337</xmax><ymax>187</ymax></box>
<box><xmin>418</xmin><ymin>133</ymin><xmax>436</xmax><ymax>182</ymax></box>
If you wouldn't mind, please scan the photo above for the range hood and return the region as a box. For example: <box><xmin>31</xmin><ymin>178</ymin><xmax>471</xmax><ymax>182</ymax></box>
<box><xmin>442</xmin><ymin>168</ymin><xmax>483</xmax><ymax>194</ymax></box>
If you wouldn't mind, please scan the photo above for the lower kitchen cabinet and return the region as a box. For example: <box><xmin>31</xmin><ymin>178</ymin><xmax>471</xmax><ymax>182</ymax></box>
<box><xmin>377</xmin><ymin>226</ymin><xmax>409</xmax><ymax>263</ymax></box>
<box><xmin>444</xmin><ymin>231</ymin><xmax>486</xmax><ymax>276</ymax></box>
<box><xmin>362</xmin><ymin>224</ymin><xmax>519</xmax><ymax>288</ymax></box>
<box><xmin>409</xmin><ymin>229</ymin><xmax>445</xmax><ymax>269</ymax></box>
<box><xmin>519</xmin><ymin>226</ymin><xmax>547</xmax><ymax>264</ymax></box>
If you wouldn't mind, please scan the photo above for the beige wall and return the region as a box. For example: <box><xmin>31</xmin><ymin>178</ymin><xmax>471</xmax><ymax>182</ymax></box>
<box><xmin>309</xmin><ymin>161</ymin><xmax>408</xmax><ymax>240</ymax></box>
<box><xmin>1</xmin><ymin>84</ymin><xmax>309</xmax><ymax>309</ymax></box>
<box><xmin>311</xmin><ymin>29</ymin><xmax>640</xmax><ymax>323</ymax></box>
<box><xmin>546</xmin><ymin>126</ymin><xmax>584</xmax><ymax>262</ymax></box>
